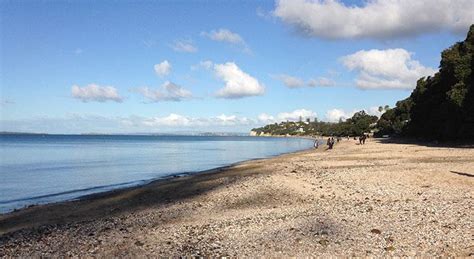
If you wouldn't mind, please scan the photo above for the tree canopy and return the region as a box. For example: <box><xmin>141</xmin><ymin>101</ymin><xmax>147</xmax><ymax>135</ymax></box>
<box><xmin>377</xmin><ymin>24</ymin><xmax>473</xmax><ymax>140</ymax></box>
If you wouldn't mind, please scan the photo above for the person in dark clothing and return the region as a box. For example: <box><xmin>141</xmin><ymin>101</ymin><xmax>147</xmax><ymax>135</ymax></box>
<box><xmin>327</xmin><ymin>138</ymin><xmax>334</xmax><ymax>149</ymax></box>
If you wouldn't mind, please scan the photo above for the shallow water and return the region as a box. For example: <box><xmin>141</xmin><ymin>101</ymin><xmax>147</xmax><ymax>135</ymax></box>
<box><xmin>0</xmin><ymin>134</ymin><xmax>314</xmax><ymax>213</ymax></box>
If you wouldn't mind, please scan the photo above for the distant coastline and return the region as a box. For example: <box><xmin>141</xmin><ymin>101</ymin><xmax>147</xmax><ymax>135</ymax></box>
<box><xmin>0</xmin><ymin>131</ymin><xmax>48</xmax><ymax>135</ymax></box>
<box><xmin>0</xmin><ymin>131</ymin><xmax>250</xmax><ymax>137</ymax></box>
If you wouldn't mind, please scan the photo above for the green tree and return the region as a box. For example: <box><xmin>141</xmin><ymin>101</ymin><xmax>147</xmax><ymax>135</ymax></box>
<box><xmin>376</xmin><ymin>24</ymin><xmax>473</xmax><ymax>140</ymax></box>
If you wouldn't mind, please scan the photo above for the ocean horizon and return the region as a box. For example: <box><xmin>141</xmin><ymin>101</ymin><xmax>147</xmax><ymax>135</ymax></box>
<box><xmin>0</xmin><ymin>134</ymin><xmax>315</xmax><ymax>213</ymax></box>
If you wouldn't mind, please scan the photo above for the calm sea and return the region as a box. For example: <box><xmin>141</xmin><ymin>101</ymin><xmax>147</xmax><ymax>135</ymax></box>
<box><xmin>0</xmin><ymin>134</ymin><xmax>314</xmax><ymax>213</ymax></box>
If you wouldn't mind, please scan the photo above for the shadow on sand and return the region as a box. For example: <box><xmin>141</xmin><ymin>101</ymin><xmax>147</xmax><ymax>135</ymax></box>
<box><xmin>376</xmin><ymin>137</ymin><xmax>474</xmax><ymax>149</ymax></box>
<box><xmin>450</xmin><ymin>171</ymin><xmax>474</xmax><ymax>178</ymax></box>
<box><xmin>0</xmin><ymin>163</ymin><xmax>263</xmax><ymax>236</ymax></box>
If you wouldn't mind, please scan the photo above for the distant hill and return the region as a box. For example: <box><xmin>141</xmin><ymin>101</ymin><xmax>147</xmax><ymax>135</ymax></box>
<box><xmin>377</xmin><ymin>24</ymin><xmax>473</xmax><ymax>140</ymax></box>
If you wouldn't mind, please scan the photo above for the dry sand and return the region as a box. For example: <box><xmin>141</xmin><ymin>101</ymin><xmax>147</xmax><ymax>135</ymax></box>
<box><xmin>0</xmin><ymin>138</ymin><xmax>473</xmax><ymax>257</ymax></box>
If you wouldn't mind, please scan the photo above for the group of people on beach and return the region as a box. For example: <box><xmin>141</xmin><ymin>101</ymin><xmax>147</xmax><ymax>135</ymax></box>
<box><xmin>327</xmin><ymin>137</ymin><xmax>335</xmax><ymax>149</ymax></box>
<box><xmin>312</xmin><ymin>137</ymin><xmax>340</xmax><ymax>150</ymax></box>
<box><xmin>314</xmin><ymin>134</ymin><xmax>369</xmax><ymax>150</ymax></box>
<box><xmin>313</xmin><ymin>137</ymin><xmax>336</xmax><ymax>150</ymax></box>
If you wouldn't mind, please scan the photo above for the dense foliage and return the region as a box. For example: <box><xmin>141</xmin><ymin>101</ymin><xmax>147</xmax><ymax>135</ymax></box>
<box><xmin>375</xmin><ymin>98</ymin><xmax>412</xmax><ymax>136</ymax></box>
<box><xmin>252</xmin><ymin>110</ymin><xmax>378</xmax><ymax>137</ymax></box>
<box><xmin>377</xmin><ymin>25</ymin><xmax>473</xmax><ymax>140</ymax></box>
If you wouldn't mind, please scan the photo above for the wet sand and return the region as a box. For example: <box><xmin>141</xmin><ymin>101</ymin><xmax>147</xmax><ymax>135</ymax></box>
<box><xmin>0</xmin><ymin>138</ymin><xmax>473</xmax><ymax>257</ymax></box>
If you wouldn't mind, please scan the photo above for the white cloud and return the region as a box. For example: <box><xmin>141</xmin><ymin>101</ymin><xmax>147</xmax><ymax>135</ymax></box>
<box><xmin>325</xmin><ymin>106</ymin><xmax>385</xmax><ymax>122</ymax></box>
<box><xmin>136</xmin><ymin>81</ymin><xmax>192</xmax><ymax>102</ymax></box>
<box><xmin>191</xmin><ymin>60</ymin><xmax>213</xmax><ymax>71</ymax></box>
<box><xmin>139</xmin><ymin>113</ymin><xmax>253</xmax><ymax>128</ymax></box>
<box><xmin>341</xmin><ymin>48</ymin><xmax>436</xmax><ymax>89</ymax></box>
<box><xmin>367</xmin><ymin>106</ymin><xmax>385</xmax><ymax>117</ymax></box>
<box><xmin>1</xmin><ymin>107</ymin><xmax>392</xmax><ymax>134</ymax></box>
<box><xmin>215</xmin><ymin>114</ymin><xmax>237</xmax><ymax>124</ymax></box>
<box><xmin>258</xmin><ymin>113</ymin><xmax>276</xmax><ymax>124</ymax></box>
<box><xmin>202</xmin><ymin>28</ymin><xmax>244</xmax><ymax>44</ymax></box>
<box><xmin>154</xmin><ymin>60</ymin><xmax>172</xmax><ymax>77</ymax></box>
<box><xmin>140</xmin><ymin>110</ymin><xmax>319</xmax><ymax>128</ymax></box>
<box><xmin>277</xmin><ymin>109</ymin><xmax>316</xmax><ymax>121</ymax></box>
<box><xmin>4</xmin><ymin>112</ymin><xmax>323</xmax><ymax>134</ymax></box>
<box><xmin>214</xmin><ymin>114</ymin><xmax>253</xmax><ymax>126</ymax></box>
<box><xmin>274</xmin><ymin>74</ymin><xmax>306</xmax><ymax>88</ymax></box>
<box><xmin>142</xmin><ymin>113</ymin><xmax>191</xmax><ymax>127</ymax></box>
<box><xmin>307</xmin><ymin>77</ymin><xmax>335</xmax><ymax>87</ymax></box>
<box><xmin>0</xmin><ymin>113</ymin><xmax>251</xmax><ymax>134</ymax></box>
<box><xmin>201</xmin><ymin>29</ymin><xmax>251</xmax><ymax>53</ymax></box>
<box><xmin>274</xmin><ymin>74</ymin><xmax>336</xmax><ymax>88</ymax></box>
<box><xmin>213</xmin><ymin>62</ymin><xmax>265</xmax><ymax>99</ymax></box>
<box><xmin>325</xmin><ymin>109</ymin><xmax>353</xmax><ymax>123</ymax></box>
<box><xmin>71</xmin><ymin>84</ymin><xmax>123</xmax><ymax>103</ymax></box>
<box><xmin>273</xmin><ymin>0</ymin><xmax>474</xmax><ymax>39</ymax></box>
<box><xmin>170</xmin><ymin>40</ymin><xmax>197</xmax><ymax>53</ymax></box>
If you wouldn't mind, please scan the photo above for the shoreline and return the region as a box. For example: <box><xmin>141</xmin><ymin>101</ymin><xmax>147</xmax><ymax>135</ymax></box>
<box><xmin>0</xmin><ymin>141</ymin><xmax>321</xmax><ymax>235</ymax></box>
<box><xmin>1</xmin><ymin>139</ymin><xmax>472</xmax><ymax>257</ymax></box>
<box><xmin>0</xmin><ymin>135</ymin><xmax>317</xmax><ymax>215</ymax></box>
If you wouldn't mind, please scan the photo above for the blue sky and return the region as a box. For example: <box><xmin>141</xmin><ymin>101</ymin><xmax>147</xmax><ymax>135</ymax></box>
<box><xmin>1</xmin><ymin>0</ymin><xmax>472</xmax><ymax>133</ymax></box>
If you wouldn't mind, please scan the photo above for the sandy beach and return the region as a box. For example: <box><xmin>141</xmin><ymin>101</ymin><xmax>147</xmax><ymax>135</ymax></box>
<box><xmin>0</xmin><ymin>138</ymin><xmax>473</xmax><ymax>257</ymax></box>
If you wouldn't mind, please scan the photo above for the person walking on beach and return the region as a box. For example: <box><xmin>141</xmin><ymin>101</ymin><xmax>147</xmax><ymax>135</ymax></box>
<box><xmin>327</xmin><ymin>137</ymin><xmax>335</xmax><ymax>149</ymax></box>
<box><xmin>314</xmin><ymin>139</ymin><xmax>319</xmax><ymax>149</ymax></box>
<box><xmin>327</xmin><ymin>138</ymin><xmax>332</xmax><ymax>149</ymax></box>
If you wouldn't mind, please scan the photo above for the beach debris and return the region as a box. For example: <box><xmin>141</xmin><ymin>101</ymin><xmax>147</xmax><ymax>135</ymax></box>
<box><xmin>370</xmin><ymin>229</ymin><xmax>382</xmax><ymax>234</ymax></box>
<box><xmin>318</xmin><ymin>239</ymin><xmax>329</xmax><ymax>246</ymax></box>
